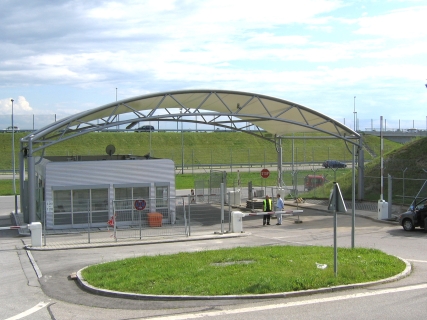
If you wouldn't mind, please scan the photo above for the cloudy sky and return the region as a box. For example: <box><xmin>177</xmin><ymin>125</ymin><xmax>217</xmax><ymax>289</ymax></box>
<box><xmin>1</xmin><ymin>0</ymin><xmax>427</xmax><ymax>130</ymax></box>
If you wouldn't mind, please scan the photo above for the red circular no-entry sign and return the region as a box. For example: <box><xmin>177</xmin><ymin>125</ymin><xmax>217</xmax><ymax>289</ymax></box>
<box><xmin>261</xmin><ymin>168</ymin><xmax>270</xmax><ymax>178</ymax></box>
<box><xmin>134</xmin><ymin>199</ymin><xmax>147</xmax><ymax>211</ymax></box>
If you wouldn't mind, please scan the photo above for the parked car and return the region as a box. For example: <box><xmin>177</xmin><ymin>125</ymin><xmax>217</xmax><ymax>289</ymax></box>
<box><xmin>135</xmin><ymin>125</ymin><xmax>155</xmax><ymax>132</ymax></box>
<box><xmin>322</xmin><ymin>160</ymin><xmax>347</xmax><ymax>168</ymax></box>
<box><xmin>399</xmin><ymin>198</ymin><xmax>427</xmax><ymax>231</ymax></box>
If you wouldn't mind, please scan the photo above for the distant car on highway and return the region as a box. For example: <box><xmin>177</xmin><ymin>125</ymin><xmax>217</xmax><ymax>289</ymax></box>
<box><xmin>4</xmin><ymin>126</ymin><xmax>19</xmax><ymax>132</ymax></box>
<box><xmin>135</xmin><ymin>125</ymin><xmax>155</xmax><ymax>132</ymax></box>
<box><xmin>322</xmin><ymin>160</ymin><xmax>347</xmax><ymax>169</ymax></box>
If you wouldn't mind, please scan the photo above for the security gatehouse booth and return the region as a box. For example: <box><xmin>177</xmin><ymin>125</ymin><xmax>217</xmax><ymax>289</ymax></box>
<box><xmin>34</xmin><ymin>155</ymin><xmax>175</xmax><ymax>229</ymax></box>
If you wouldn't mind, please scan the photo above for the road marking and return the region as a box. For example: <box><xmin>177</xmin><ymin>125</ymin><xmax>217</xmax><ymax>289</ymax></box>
<box><xmin>5</xmin><ymin>301</ymin><xmax>50</xmax><ymax>320</ymax></box>
<box><xmin>143</xmin><ymin>283</ymin><xmax>427</xmax><ymax>320</ymax></box>
<box><xmin>407</xmin><ymin>259</ymin><xmax>427</xmax><ymax>263</ymax></box>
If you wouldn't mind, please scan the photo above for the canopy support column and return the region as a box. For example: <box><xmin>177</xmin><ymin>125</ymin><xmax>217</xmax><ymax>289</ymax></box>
<box><xmin>28</xmin><ymin>137</ymin><xmax>36</xmax><ymax>223</ymax></box>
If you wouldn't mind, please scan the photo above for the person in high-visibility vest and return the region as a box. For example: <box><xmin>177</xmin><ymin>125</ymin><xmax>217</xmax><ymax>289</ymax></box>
<box><xmin>263</xmin><ymin>195</ymin><xmax>272</xmax><ymax>225</ymax></box>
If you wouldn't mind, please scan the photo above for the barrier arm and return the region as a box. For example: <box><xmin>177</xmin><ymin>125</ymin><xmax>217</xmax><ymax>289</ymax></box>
<box><xmin>243</xmin><ymin>210</ymin><xmax>303</xmax><ymax>217</ymax></box>
<box><xmin>0</xmin><ymin>226</ymin><xmax>23</xmax><ymax>230</ymax></box>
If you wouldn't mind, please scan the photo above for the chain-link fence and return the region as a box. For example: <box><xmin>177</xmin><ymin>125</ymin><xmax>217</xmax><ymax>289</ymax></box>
<box><xmin>36</xmin><ymin>195</ymin><xmax>234</xmax><ymax>247</ymax></box>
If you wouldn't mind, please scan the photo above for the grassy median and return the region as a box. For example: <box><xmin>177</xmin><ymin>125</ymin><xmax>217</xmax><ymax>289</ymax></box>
<box><xmin>81</xmin><ymin>246</ymin><xmax>406</xmax><ymax>296</ymax></box>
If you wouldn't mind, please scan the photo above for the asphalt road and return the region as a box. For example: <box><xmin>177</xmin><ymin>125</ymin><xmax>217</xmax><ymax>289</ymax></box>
<box><xmin>1</xmin><ymin>196</ymin><xmax>427</xmax><ymax>320</ymax></box>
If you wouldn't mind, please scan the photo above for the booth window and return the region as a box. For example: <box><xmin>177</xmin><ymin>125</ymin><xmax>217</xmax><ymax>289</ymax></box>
<box><xmin>53</xmin><ymin>187</ymin><xmax>108</xmax><ymax>226</ymax></box>
<box><xmin>155</xmin><ymin>184</ymin><xmax>170</xmax><ymax>218</ymax></box>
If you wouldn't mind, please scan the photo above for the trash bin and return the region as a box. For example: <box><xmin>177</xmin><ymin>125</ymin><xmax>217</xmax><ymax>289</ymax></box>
<box><xmin>378</xmin><ymin>200</ymin><xmax>389</xmax><ymax>220</ymax></box>
<box><xmin>147</xmin><ymin>213</ymin><xmax>163</xmax><ymax>227</ymax></box>
<box><xmin>28</xmin><ymin>222</ymin><xmax>42</xmax><ymax>247</ymax></box>
<box><xmin>232</xmin><ymin>211</ymin><xmax>244</xmax><ymax>233</ymax></box>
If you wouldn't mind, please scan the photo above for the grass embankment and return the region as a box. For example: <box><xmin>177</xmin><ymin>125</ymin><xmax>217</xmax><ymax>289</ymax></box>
<box><xmin>0</xmin><ymin>132</ymin><xmax>401</xmax><ymax>170</ymax></box>
<box><xmin>81</xmin><ymin>246</ymin><xmax>406</xmax><ymax>296</ymax></box>
<box><xmin>0</xmin><ymin>132</ymin><xmax>402</xmax><ymax>198</ymax></box>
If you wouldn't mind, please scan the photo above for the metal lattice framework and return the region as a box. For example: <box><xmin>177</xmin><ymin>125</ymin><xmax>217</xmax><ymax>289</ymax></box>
<box><xmin>21</xmin><ymin>89</ymin><xmax>359</xmax><ymax>153</ymax></box>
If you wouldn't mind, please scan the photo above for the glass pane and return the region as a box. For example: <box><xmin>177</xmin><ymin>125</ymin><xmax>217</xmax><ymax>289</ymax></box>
<box><xmin>73</xmin><ymin>212</ymin><xmax>88</xmax><ymax>224</ymax></box>
<box><xmin>91</xmin><ymin>189</ymin><xmax>108</xmax><ymax>211</ymax></box>
<box><xmin>133</xmin><ymin>187</ymin><xmax>149</xmax><ymax>199</ymax></box>
<box><xmin>53</xmin><ymin>190</ymin><xmax>71</xmax><ymax>213</ymax></box>
<box><xmin>92</xmin><ymin>211</ymin><xmax>109</xmax><ymax>223</ymax></box>
<box><xmin>73</xmin><ymin>189</ymin><xmax>90</xmax><ymax>212</ymax></box>
<box><xmin>115</xmin><ymin>187</ymin><xmax>132</xmax><ymax>200</ymax></box>
<box><xmin>54</xmin><ymin>213</ymin><xmax>72</xmax><ymax>225</ymax></box>
<box><xmin>156</xmin><ymin>186</ymin><xmax>169</xmax><ymax>207</ymax></box>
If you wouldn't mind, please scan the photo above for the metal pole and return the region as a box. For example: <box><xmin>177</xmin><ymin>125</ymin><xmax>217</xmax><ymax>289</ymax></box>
<box><xmin>278</xmin><ymin>137</ymin><xmax>283</xmax><ymax>188</ymax></box>
<box><xmin>11</xmin><ymin>99</ymin><xmax>18</xmax><ymax>215</ymax></box>
<box><xmin>181</xmin><ymin>108</ymin><xmax>184</xmax><ymax>174</ymax></box>
<box><xmin>388</xmin><ymin>174</ymin><xmax>392</xmax><ymax>219</ymax></box>
<box><xmin>230</xmin><ymin>148</ymin><xmax>232</xmax><ymax>174</ymax></box>
<box><xmin>380</xmin><ymin>116</ymin><xmax>384</xmax><ymax>200</ymax></box>
<box><xmin>220</xmin><ymin>183</ymin><xmax>224</xmax><ymax>234</ymax></box>
<box><xmin>351</xmin><ymin>144</ymin><xmax>356</xmax><ymax>248</ymax></box>
<box><xmin>88</xmin><ymin>202</ymin><xmax>91</xmax><ymax>244</ymax></box>
<box><xmin>28</xmin><ymin>136</ymin><xmax>36</xmax><ymax>223</ymax></box>
<box><xmin>353</xmin><ymin>96</ymin><xmax>356</xmax><ymax>131</ymax></box>
<box><xmin>19</xmin><ymin>141</ymin><xmax>25</xmax><ymax>216</ymax></box>
<box><xmin>334</xmin><ymin>183</ymin><xmax>338</xmax><ymax>277</ymax></box>
<box><xmin>186</xmin><ymin>197</ymin><xmax>190</xmax><ymax>236</ymax></box>
<box><xmin>403</xmin><ymin>168</ymin><xmax>407</xmax><ymax>206</ymax></box>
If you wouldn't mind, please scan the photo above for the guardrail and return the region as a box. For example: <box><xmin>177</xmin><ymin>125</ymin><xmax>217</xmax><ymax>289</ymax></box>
<box><xmin>1</xmin><ymin>161</ymin><xmax>347</xmax><ymax>175</ymax></box>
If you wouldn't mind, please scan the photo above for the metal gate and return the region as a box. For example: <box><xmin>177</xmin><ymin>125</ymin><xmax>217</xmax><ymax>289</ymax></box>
<box><xmin>193</xmin><ymin>170</ymin><xmax>226</xmax><ymax>204</ymax></box>
<box><xmin>111</xmin><ymin>197</ymin><xmax>188</xmax><ymax>240</ymax></box>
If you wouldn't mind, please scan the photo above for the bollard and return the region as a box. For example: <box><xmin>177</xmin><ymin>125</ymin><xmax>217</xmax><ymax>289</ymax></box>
<box><xmin>28</xmin><ymin>222</ymin><xmax>42</xmax><ymax>247</ymax></box>
<box><xmin>232</xmin><ymin>211</ymin><xmax>244</xmax><ymax>233</ymax></box>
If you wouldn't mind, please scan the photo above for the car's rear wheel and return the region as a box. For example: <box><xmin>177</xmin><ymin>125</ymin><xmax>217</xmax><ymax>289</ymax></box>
<box><xmin>424</xmin><ymin>218</ymin><xmax>427</xmax><ymax>233</ymax></box>
<box><xmin>402</xmin><ymin>218</ymin><xmax>415</xmax><ymax>231</ymax></box>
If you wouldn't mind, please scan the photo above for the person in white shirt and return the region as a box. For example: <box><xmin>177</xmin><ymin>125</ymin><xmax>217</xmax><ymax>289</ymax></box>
<box><xmin>275</xmin><ymin>193</ymin><xmax>285</xmax><ymax>225</ymax></box>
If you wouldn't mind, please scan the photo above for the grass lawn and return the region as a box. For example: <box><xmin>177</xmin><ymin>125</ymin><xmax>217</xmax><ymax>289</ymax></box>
<box><xmin>0</xmin><ymin>179</ymin><xmax>19</xmax><ymax>196</ymax></box>
<box><xmin>81</xmin><ymin>246</ymin><xmax>406</xmax><ymax>296</ymax></box>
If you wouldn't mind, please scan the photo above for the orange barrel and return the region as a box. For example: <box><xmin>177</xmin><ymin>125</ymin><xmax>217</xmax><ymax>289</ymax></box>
<box><xmin>147</xmin><ymin>213</ymin><xmax>163</xmax><ymax>227</ymax></box>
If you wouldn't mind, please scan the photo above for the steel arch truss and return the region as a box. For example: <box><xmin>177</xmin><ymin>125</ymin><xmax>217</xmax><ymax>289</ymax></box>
<box><xmin>21</xmin><ymin>89</ymin><xmax>359</xmax><ymax>153</ymax></box>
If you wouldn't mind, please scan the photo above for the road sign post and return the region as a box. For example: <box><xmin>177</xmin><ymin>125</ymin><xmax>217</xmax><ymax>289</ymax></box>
<box><xmin>328</xmin><ymin>182</ymin><xmax>347</xmax><ymax>277</ymax></box>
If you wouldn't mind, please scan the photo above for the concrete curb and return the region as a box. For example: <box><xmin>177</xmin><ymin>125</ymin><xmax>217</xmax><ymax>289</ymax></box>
<box><xmin>23</xmin><ymin>232</ymin><xmax>248</xmax><ymax>251</ymax></box>
<box><xmin>75</xmin><ymin>256</ymin><xmax>411</xmax><ymax>301</ymax></box>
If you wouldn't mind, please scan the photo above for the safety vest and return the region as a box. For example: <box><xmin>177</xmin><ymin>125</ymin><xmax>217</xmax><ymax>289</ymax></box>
<box><xmin>263</xmin><ymin>198</ymin><xmax>272</xmax><ymax>212</ymax></box>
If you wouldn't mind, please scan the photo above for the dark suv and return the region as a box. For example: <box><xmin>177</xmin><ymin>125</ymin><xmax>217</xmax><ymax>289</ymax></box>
<box><xmin>399</xmin><ymin>198</ymin><xmax>427</xmax><ymax>231</ymax></box>
<box><xmin>322</xmin><ymin>160</ymin><xmax>347</xmax><ymax>168</ymax></box>
<box><xmin>135</xmin><ymin>125</ymin><xmax>155</xmax><ymax>132</ymax></box>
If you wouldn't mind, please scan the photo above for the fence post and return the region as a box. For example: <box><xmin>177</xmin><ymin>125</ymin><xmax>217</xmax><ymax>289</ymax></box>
<box><xmin>221</xmin><ymin>183</ymin><xmax>224</xmax><ymax>234</ymax></box>
<box><xmin>87</xmin><ymin>201</ymin><xmax>91</xmax><ymax>244</ymax></box>
<box><xmin>388</xmin><ymin>174</ymin><xmax>393</xmax><ymax>219</ymax></box>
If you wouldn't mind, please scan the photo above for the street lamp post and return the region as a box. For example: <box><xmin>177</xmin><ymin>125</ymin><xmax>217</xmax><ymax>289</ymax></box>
<box><xmin>180</xmin><ymin>108</ymin><xmax>184</xmax><ymax>174</ymax></box>
<box><xmin>353</xmin><ymin>96</ymin><xmax>357</xmax><ymax>131</ymax></box>
<box><xmin>11</xmin><ymin>99</ymin><xmax>18</xmax><ymax>215</ymax></box>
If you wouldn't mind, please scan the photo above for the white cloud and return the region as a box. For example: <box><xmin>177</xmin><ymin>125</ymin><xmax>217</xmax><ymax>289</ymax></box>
<box><xmin>0</xmin><ymin>96</ymin><xmax>32</xmax><ymax>115</ymax></box>
<box><xmin>1</xmin><ymin>0</ymin><xmax>426</xmax><ymax>126</ymax></box>
<box><xmin>355</xmin><ymin>6</ymin><xmax>427</xmax><ymax>39</ymax></box>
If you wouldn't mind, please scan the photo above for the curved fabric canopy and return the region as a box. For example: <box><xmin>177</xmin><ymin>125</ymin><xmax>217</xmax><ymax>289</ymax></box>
<box><xmin>22</xmin><ymin>89</ymin><xmax>359</xmax><ymax>152</ymax></box>
<box><xmin>20</xmin><ymin>89</ymin><xmax>363</xmax><ymax>224</ymax></box>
